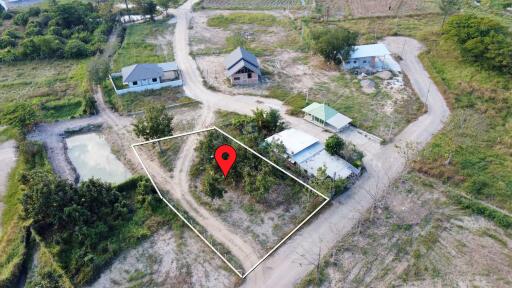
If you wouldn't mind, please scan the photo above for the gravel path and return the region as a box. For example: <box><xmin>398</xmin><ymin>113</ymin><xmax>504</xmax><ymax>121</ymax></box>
<box><xmin>0</xmin><ymin>140</ymin><xmax>17</xmax><ymax>234</ymax></box>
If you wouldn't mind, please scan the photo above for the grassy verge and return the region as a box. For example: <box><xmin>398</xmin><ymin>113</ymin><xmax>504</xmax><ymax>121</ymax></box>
<box><xmin>207</xmin><ymin>12</ymin><xmax>282</xmax><ymax>28</ymax></box>
<box><xmin>112</xmin><ymin>20</ymin><xmax>171</xmax><ymax>71</ymax></box>
<box><xmin>0</xmin><ymin>142</ymin><xmax>49</xmax><ymax>287</ymax></box>
<box><xmin>0</xmin><ymin>127</ymin><xmax>18</xmax><ymax>143</ymax></box>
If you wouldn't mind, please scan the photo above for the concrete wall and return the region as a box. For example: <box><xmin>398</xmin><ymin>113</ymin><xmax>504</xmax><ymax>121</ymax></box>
<box><xmin>230</xmin><ymin>72</ymin><xmax>259</xmax><ymax>85</ymax></box>
<box><xmin>115</xmin><ymin>80</ymin><xmax>183</xmax><ymax>95</ymax></box>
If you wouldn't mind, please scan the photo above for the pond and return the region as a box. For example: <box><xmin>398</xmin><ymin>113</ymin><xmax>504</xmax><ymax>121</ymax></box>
<box><xmin>66</xmin><ymin>133</ymin><xmax>131</xmax><ymax>184</ymax></box>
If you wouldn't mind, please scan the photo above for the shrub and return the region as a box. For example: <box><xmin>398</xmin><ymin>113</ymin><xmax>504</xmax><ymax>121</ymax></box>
<box><xmin>64</xmin><ymin>39</ymin><xmax>90</xmax><ymax>58</ymax></box>
<box><xmin>325</xmin><ymin>134</ymin><xmax>345</xmax><ymax>156</ymax></box>
<box><xmin>0</xmin><ymin>36</ymin><xmax>16</xmax><ymax>49</ymax></box>
<box><xmin>13</xmin><ymin>12</ymin><xmax>29</xmax><ymax>26</ymax></box>
<box><xmin>443</xmin><ymin>14</ymin><xmax>512</xmax><ymax>74</ymax></box>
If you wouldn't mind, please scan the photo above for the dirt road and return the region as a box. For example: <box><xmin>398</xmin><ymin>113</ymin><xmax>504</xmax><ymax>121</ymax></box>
<box><xmin>0</xmin><ymin>140</ymin><xmax>17</xmax><ymax>234</ymax></box>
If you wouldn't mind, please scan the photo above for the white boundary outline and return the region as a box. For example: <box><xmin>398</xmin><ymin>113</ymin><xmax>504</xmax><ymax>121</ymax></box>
<box><xmin>131</xmin><ymin>127</ymin><xmax>330</xmax><ymax>278</ymax></box>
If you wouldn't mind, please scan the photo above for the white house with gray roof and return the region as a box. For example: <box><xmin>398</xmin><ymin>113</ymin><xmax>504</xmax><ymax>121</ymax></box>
<box><xmin>342</xmin><ymin>43</ymin><xmax>400</xmax><ymax>73</ymax></box>
<box><xmin>110</xmin><ymin>62</ymin><xmax>182</xmax><ymax>95</ymax></box>
<box><xmin>224</xmin><ymin>47</ymin><xmax>261</xmax><ymax>85</ymax></box>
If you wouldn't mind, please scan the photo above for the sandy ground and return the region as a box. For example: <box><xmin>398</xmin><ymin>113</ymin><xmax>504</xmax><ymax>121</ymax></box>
<box><xmin>90</xmin><ymin>229</ymin><xmax>236</xmax><ymax>288</ymax></box>
<box><xmin>318</xmin><ymin>173</ymin><xmax>512</xmax><ymax>287</ymax></box>
<box><xmin>0</xmin><ymin>140</ymin><xmax>17</xmax><ymax>234</ymax></box>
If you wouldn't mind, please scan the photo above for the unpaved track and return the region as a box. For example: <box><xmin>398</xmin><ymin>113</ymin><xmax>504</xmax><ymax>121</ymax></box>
<box><xmin>171</xmin><ymin>2</ymin><xmax>449</xmax><ymax>285</ymax></box>
<box><xmin>0</xmin><ymin>140</ymin><xmax>17</xmax><ymax>234</ymax></box>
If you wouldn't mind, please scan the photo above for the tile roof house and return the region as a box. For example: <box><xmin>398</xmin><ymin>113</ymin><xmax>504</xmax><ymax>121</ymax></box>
<box><xmin>110</xmin><ymin>62</ymin><xmax>182</xmax><ymax>95</ymax></box>
<box><xmin>224</xmin><ymin>47</ymin><xmax>261</xmax><ymax>85</ymax></box>
<box><xmin>302</xmin><ymin>102</ymin><xmax>352</xmax><ymax>132</ymax></box>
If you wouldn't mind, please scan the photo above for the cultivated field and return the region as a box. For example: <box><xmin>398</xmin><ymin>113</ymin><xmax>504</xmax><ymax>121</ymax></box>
<box><xmin>316</xmin><ymin>0</ymin><xmax>439</xmax><ymax>18</ymax></box>
<box><xmin>196</xmin><ymin>0</ymin><xmax>304</xmax><ymax>10</ymax></box>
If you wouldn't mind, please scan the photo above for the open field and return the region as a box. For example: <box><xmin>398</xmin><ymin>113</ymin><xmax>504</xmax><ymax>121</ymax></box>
<box><xmin>0</xmin><ymin>59</ymin><xmax>90</xmax><ymax>121</ymax></box>
<box><xmin>298</xmin><ymin>172</ymin><xmax>512</xmax><ymax>287</ymax></box>
<box><xmin>191</xmin><ymin>11</ymin><xmax>423</xmax><ymax>139</ymax></box>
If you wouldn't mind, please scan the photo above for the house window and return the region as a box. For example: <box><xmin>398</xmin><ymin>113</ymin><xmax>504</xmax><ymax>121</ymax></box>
<box><xmin>152</xmin><ymin>78</ymin><xmax>158</xmax><ymax>82</ymax></box>
<box><xmin>247</xmin><ymin>73</ymin><xmax>252</xmax><ymax>79</ymax></box>
<box><xmin>132</xmin><ymin>81</ymin><xmax>138</xmax><ymax>86</ymax></box>
<box><xmin>353</xmin><ymin>61</ymin><xmax>357</xmax><ymax>64</ymax></box>
<box><xmin>363</xmin><ymin>60</ymin><xmax>367</xmax><ymax>64</ymax></box>
<box><xmin>234</xmin><ymin>77</ymin><xmax>240</xmax><ymax>81</ymax></box>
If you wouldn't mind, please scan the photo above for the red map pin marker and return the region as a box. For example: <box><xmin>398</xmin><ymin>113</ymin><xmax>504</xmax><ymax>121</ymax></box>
<box><xmin>214</xmin><ymin>144</ymin><xmax>237</xmax><ymax>177</ymax></box>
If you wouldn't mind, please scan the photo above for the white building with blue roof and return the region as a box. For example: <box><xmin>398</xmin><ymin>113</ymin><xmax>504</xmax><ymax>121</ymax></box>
<box><xmin>265</xmin><ymin>129</ymin><xmax>359</xmax><ymax>180</ymax></box>
<box><xmin>343</xmin><ymin>43</ymin><xmax>399</xmax><ymax>73</ymax></box>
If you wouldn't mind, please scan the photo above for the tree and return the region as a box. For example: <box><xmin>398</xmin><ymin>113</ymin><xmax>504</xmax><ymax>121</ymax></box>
<box><xmin>156</xmin><ymin>0</ymin><xmax>175</xmax><ymax>16</ymax></box>
<box><xmin>136</xmin><ymin>0</ymin><xmax>157</xmax><ymax>21</ymax></box>
<box><xmin>133</xmin><ymin>104</ymin><xmax>173</xmax><ymax>151</ymax></box>
<box><xmin>87</xmin><ymin>57</ymin><xmax>110</xmax><ymax>84</ymax></box>
<box><xmin>310</xmin><ymin>27</ymin><xmax>358</xmax><ymax>65</ymax></box>
<box><xmin>325</xmin><ymin>134</ymin><xmax>345</xmax><ymax>156</ymax></box>
<box><xmin>1</xmin><ymin>102</ymin><xmax>37</xmax><ymax>133</ymax></box>
<box><xmin>439</xmin><ymin>0</ymin><xmax>461</xmax><ymax>27</ymax></box>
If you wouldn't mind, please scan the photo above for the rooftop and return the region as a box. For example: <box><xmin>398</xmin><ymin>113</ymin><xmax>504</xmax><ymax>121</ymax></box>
<box><xmin>265</xmin><ymin>128</ymin><xmax>319</xmax><ymax>156</ymax></box>
<box><xmin>121</xmin><ymin>64</ymin><xmax>163</xmax><ymax>83</ymax></box>
<box><xmin>302</xmin><ymin>102</ymin><xmax>352</xmax><ymax>129</ymax></box>
<box><xmin>349</xmin><ymin>44</ymin><xmax>391</xmax><ymax>59</ymax></box>
<box><xmin>224</xmin><ymin>47</ymin><xmax>261</xmax><ymax>76</ymax></box>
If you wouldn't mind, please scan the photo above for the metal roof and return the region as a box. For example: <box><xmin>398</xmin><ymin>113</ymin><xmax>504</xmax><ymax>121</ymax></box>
<box><xmin>350</xmin><ymin>44</ymin><xmax>390</xmax><ymax>59</ymax></box>
<box><xmin>326</xmin><ymin>113</ymin><xmax>352</xmax><ymax>130</ymax></box>
<box><xmin>265</xmin><ymin>128</ymin><xmax>319</xmax><ymax>156</ymax></box>
<box><xmin>224</xmin><ymin>47</ymin><xmax>260</xmax><ymax>76</ymax></box>
<box><xmin>226</xmin><ymin>59</ymin><xmax>261</xmax><ymax>77</ymax></box>
<box><xmin>303</xmin><ymin>102</ymin><xmax>352</xmax><ymax>129</ymax></box>
<box><xmin>157</xmin><ymin>62</ymin><xmax>179</xmax><ymax>71</ymax></box>
<box><xmin>299</xmin><ymin>150</ymin><xmax>356</xmax><ymax>179</ymax></box>
<box><xmin>122</xmin><ymin>64</ymin><xmax>163</xmax><ymax>83</ymax></box>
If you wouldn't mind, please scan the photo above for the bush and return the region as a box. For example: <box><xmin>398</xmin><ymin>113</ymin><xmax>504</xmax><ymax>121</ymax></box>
<box><xmin>64</xmin><ymin>39</ymin><xmax>90</xmax><ymax>58</ymax></box>
<box><xmin>13</xmin><ymin>12</ymin><xmax>29</xmax><ymax>26</ymax></box>
<box><xmin>325</xmin><ymin>134</ymin><xmax>345</xmax><ymax>156</ymax></box>
<box><xmin>444</xmin><ymin>14</ymin><xmax>512</xmax><ymax>74</ymax></box>
<box><xmin>0</xmin><ymin>36</ymin><xmax>16</xmax><ymax>49</ymax></box>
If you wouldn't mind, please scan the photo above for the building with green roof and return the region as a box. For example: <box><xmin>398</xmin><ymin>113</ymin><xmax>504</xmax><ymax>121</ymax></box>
<box><xmin>302</xmin><ymin>102</ymin><xmax>352</xmax><ymax>132</ymax></box>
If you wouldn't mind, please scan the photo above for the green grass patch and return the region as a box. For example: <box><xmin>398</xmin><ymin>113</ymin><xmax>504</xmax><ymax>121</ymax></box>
<box><xmin>266</xmin><ymin>86</ymin><xmax>307</xmax><ymax>116</ymax></box>
<box><xmin>207</xmin><ymin>13</ymin><xmax>281</xmax><ymax>28</ymax></box>
<box><xmin>112</xmin><ymin>20</ymin><xmax>171</xmax><ymax>71</ymax></box>
<box><xmin>101</xmin><ymin>80</ymin><xmax>189</xmax><ymax>114</ymax></box>
<box><xmin>0</xmin><ymin>127</ymin><xmax>18</xmax><ymax>143</ymax></box>
<box><xmin>0</xmin><ymin>59</ymin><xmax>90</xmax><ymax>122</ymax></box>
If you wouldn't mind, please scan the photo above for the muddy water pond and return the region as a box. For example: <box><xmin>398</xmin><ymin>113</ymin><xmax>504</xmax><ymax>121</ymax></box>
<box><xmin>66</xmin><ymin>133</ymin><xmax>131</xmax><ymax>184</ymax></box>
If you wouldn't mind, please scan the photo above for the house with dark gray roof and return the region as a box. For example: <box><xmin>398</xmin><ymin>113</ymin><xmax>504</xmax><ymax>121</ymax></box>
<box><xmin>109</xmin><ymin>62</ymin><xmax>182</xmax><ymax>95</ymax></box>
<box><xmin>224</xmin><ymin>47</ymin><xmax>261</xmax><ymax>85</ymax></box>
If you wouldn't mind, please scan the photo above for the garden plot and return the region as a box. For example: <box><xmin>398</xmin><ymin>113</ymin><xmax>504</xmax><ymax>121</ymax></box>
<box><xmin>316</xmin><ymin>0</ymin><xmax>438</xmax><ymax>19</ymax></box>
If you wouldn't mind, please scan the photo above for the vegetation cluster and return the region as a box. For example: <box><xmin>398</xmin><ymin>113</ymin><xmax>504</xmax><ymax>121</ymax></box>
<box><xmin>0</xmin><ymin>1</ymin><xmax>115</xmax><ymax>63</ymax></box>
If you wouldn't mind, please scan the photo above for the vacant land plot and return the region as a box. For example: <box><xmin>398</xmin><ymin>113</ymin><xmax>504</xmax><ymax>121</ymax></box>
<box><xmin>196</xmin><ymin>0</ymin><xmax>304</xmax><ymax>10</ymax></box>
<box><xmin>91</xmin><ymin>229</ymin><xmax>237</xmax><ymax>288</ymax></box>
<box><xmin>0</xmin><ymin>59</ymin><xmax>90</xmax><ymax>121</ymax></box>
<box><xmin>298</xmin><ymin>173</ymin><xmax>512</xmax><ymax>287</ymax></box>
<box><xmin>141</xmin><ymin>127</ymin><xmax>326</xmax><ymax>259</ymax></box>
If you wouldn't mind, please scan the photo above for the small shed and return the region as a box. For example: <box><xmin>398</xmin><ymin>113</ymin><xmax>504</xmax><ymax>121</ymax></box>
<box><xmin>224</xmin><ymin>47</ymin><xmax>261</xmax><ymax>85</ymax></box>
<box><xmin>342</xmin><ymin>44</ymin><xmax>392</xmax><ymax>73</ymax></box>
<box><xmin>302</xmin><ymin>103</ymin><xmax>352</xmax><ymax>132</ymax></box>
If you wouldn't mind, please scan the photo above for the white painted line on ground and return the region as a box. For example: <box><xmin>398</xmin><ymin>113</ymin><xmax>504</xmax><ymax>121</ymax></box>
<box><xmin>131</xmin><ymin>127</ymin><xmax>330</xmax><ymax>278</ymax></box>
